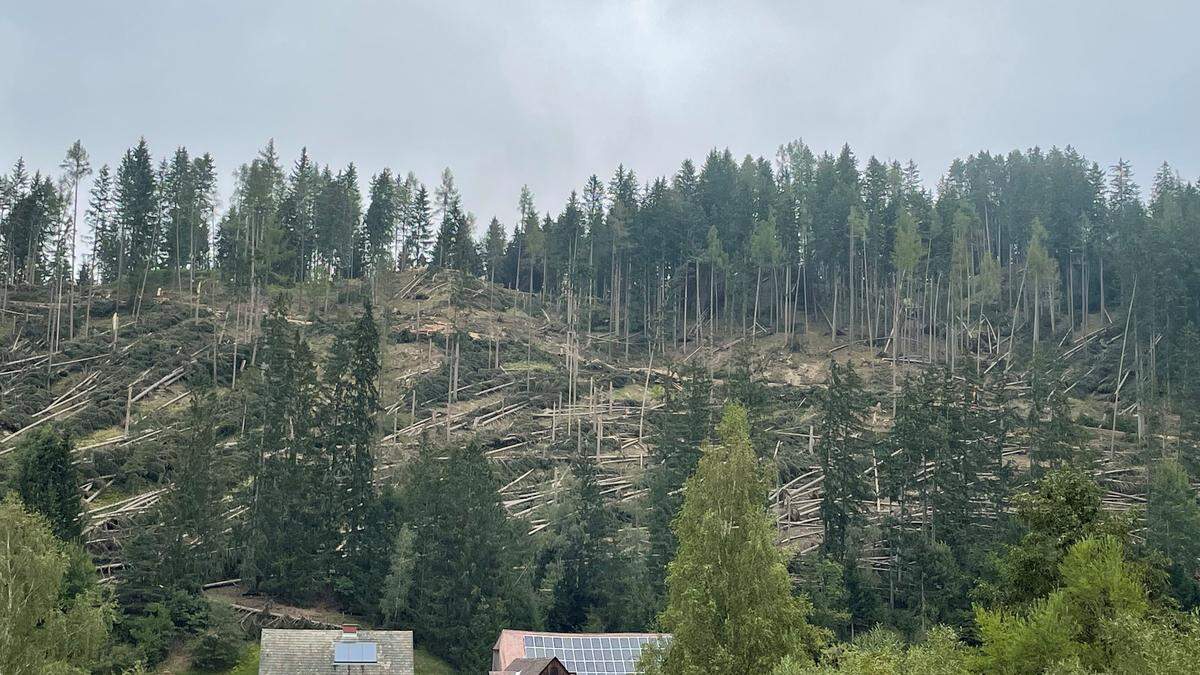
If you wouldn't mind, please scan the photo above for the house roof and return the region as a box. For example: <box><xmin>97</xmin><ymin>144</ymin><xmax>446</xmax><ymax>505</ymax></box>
<box><xmin>259</xmin><ymin>629</ymin><xmax>414</xmax><ymax>674</ymax></box>
<box><xmin>500</xmin><ymin>656</ymin><xmax>573</xmax><ymax>674</ymax></box>
<box><xmin>491</xmin><ymin>629</ymin><xmax>670</xmax><ymax>675</ymax></box>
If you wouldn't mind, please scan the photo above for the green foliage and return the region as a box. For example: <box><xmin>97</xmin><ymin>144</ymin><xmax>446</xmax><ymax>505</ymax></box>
<box><xmin>982</xmin><ymin>468</ymin><xmax>1130</xmax><ymax>608</ymax></box>
<box><xmin>324</xmin><ymin>301</ymin><xmax>384</xmax><ymax>610</ymax></box>
<box><xmin>815</xmin><ymin>361</ymin><xmax>871</xmax><ymax>561</ymax></box>
<box><xmin>190</xmin><ymin>629</ymin><xmax>242</xmax><ymax>671</ymax></box>
<box><xmin>1146</xmin><ymin>458</ymin><xmax>1200</xmax><ymax>607</ymax></box>
<box><xmin>15</xmin><ymin>427</ymin><xmax>82</xmax><ymax>540</ymax></box>
<box><xmin>975</xmin><ymin>536</ymin><xmax>1148</xmax><ymax>673</ymax></box>
<box><xmin>400</xmin><ymin>440</ymin><xmax>533</xmax><ymax>672</ymax></box>
<box><xmin>646</xmin><ymin>365</ymin><xmax>713</xmax><ymax>603</ymax></box>
<box><xmin>0</xmin><ymin>495</ymin><xmax>113</xmax><ymax>674</ymax></box>
<box><xmin>788</xmin><ymin>554</ymin><xmax>851</xmax><ymax>637</ymax></box>
<box><xmin>659</xmin><ymin>404</ymin><xmax>826</xmax><ymax>674</ymax></box>
<box><xmin>240</xmin><ymin>306</ymin><xmax>332</xmax><ymax>601</ymax></box>
<box><xmin>773</xmin><ymin>627</ymin><xmax>971</xmax><ymax>675</ymax></box>
<box><xmin>121</xmin><ymin>394</ymin><xmax>227</xmax><ymax>608</ymax></box>
<box><xmin>544</xmin><ymin>454</ymin><xmax>648</xmax><ymax>631</ymax></box>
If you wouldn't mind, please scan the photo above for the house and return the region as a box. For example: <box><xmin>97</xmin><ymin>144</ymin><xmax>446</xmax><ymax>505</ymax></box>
<box><xmin>491</xmin><ymin>629</ymin><xmax>671</xmax><ymax>675</ymax></box>
<box><xmin>496</xmin><ymin>656</ymin><xmax>574</xmax><ymax>675</ymax></box>
<box><xmin>259</xmin><ymin>625</ymin><xmax>414</xmax><ymax>674</ymax></box>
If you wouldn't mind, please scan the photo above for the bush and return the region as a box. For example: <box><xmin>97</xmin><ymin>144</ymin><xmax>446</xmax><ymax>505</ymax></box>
<box><xmin>191</xmin><ymin>629</ymin><xmax>243</xmax><ymax>671</ymax></box>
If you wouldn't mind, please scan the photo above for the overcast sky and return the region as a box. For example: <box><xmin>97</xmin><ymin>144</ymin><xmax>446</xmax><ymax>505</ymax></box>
<box><xmin>2</xmin><ymin>1</ymin><xmax>1197</xmax><ymax>235</ymax></box>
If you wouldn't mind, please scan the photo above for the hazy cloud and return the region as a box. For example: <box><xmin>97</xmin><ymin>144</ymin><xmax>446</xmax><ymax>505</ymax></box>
<box><xmin>2</xmin><ymin>1</ymin><xmax>1197</xmax><ymax>231</ymax></box>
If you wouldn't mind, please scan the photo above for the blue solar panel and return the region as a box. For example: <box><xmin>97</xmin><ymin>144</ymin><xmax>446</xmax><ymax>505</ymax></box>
<box><xmin>334</xmin><ymin>641</ymin><xmax>378</xmax><ymax>664</ymax></box>
<box><xmin>522</xmin><ymin>635</ymin><xmax>669</xmax><ymax>675</ymax></box>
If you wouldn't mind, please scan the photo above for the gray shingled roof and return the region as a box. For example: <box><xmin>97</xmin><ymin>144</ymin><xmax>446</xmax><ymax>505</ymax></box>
<box><xmin>259</xmin><ymin>629</ymin><xmax>414</xmax><ymax>674</ymax></box>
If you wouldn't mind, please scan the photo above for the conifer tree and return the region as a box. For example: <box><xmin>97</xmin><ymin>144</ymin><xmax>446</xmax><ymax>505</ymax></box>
<box><xmin>278</xmin><ymin>148</ymin><xmax>320</xmax><ymax>281</ymax></box>
<box><xmin>646</xmin><ymin>365</ymin><xmax>712</xmax><ymax>602</ymax></box>
<box><xmin>6</xmin><ymin>173</ymin><xmax>60</xmax><ymax>284</ymax></box>
<box><xmin>406</xmin><ymin>183</ymin><xmax>432</xmax><ymax>265</ymax></box>
<box><xmin>323</xmin><ymin>301</ymin><xmax>381</xmax><ymax>588</ymax></box>
<box><xmin>546</xmin><ymin>454</ymin><xmax>628</xmax><ymax>631</ymax></box>
<box><xmin>15</xmin><ymin>428</ymin><xmax>82</xmax><ymax>541</ymax></box>
<box><xmin>121</xmin><ymin>394</ymin><xmax>227</xmax><ymax>607</ymax></box>
<box><xmin>363</xmin><ymin>169</ymin><xmax>397</xmax><ymax>273</ymax></box>
<box><xmin>404</xmin><ymin>440</ymin><xmax>531</xmax><ymax>672</ymax></box>
<box><xmin>240</xmin><ymin>305</ymin><xmax>329</xmax><ymax>600</ymax></box>
<box><xmin>483</xmin><ymin>216</ymin><xmax>507</xmax><ymax>284</ymax></box>
<box><xmin>1146</xmin><ymin>458</ymin><xmax>1200</xmax><ymax>607</ymax></box>
<box><xmin>116</xmin><ymin>139</ymin><xmax>158</xmax><ymax>296</ymax></box>
<box><xmin>814</xmin><ymin>361</ymin><xmax>871</xmax><ymax>561</ymax></box>
<box><xmin>659</xmin><ymin>404</ymin><xmax>824</xmax><ymax>674</ymax></box>
<box><xmin>86</xmin><ymin>164</ymin><xmax>117</xmax><ymax>280</ymax></box>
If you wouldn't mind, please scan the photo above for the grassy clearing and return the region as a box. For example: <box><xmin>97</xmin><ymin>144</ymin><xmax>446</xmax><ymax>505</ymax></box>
<box><xmin>502</xmin><ymin>360</ymin><xmax>556</xmax><ymax>373</ymax></box>
<box><xmin>415</xmin><ymin>647</ymin><xmax>457</xmax><ymax>674</ymax></box>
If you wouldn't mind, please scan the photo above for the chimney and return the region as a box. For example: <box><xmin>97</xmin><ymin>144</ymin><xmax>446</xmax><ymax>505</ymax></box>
<box><xmin>341</xmin><ymin>624</ymin><xmax>359</xmax><ymax>640</ymax></box>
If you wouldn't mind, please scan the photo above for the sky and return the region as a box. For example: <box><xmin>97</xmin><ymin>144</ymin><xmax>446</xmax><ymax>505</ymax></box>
<box><xmin>2</xmin><ymin>1</ymin><xmax>1198</xmax><ymax>240</ymax></box>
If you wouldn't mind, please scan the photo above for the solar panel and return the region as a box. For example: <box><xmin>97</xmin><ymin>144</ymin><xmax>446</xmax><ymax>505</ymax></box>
<box><xmin>522</xmin><ymin>635</ymin><xmax>669</xmax><ymax>675</ymax></box>
<box><xmin>334</xmin><ymin>641</ymin><xmax>378</xmax><ymax>664</ymax></box>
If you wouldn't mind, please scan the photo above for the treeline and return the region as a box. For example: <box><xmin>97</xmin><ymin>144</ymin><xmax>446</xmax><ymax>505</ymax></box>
<box><xmin>5</xmin><ymin>138</ymin><xmax>1199</xmax><ymax>407</ymax></box>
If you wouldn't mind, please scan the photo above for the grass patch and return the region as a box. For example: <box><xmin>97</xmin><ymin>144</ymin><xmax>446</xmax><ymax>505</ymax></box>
<box><xmin>610</xmin><ymin>383</ymin><xmax>664</xmax><ymax>402</ymax></box>
<box><xmin>88</xmin><ymin>485</ymin><xmax>130</xmax><ymax>509</ymax></box>
<box><xmin>503</xmin><ymin>360</ymin><xmax>555</xmax><ymax>373</ymax></box>
<box><xmin>415</xmin><ymin>647</ymin><xmax>457</xmax><ymax>674</ymax></box>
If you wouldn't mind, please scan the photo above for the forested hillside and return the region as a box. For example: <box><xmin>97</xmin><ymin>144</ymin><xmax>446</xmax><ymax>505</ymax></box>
<box><xmin>3</xmin><ymin>138</ymin><xmax>1200</xmax><ymax>673</ymax></box>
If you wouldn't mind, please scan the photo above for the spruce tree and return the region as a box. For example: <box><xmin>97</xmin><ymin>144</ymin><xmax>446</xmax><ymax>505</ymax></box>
<box><xmin>404</xmin><ymin>440</ymin><xmax>530</xmax><ymax>672</ymax></box>
<box><xmin>1146</xmin><ymin>458</ymin><xmax>1200</xmax><ymax>607</ymax></box>
<box><xmin>814</xmin><ymin>361</ymin><xmax>871</xmax><ymax>561</ymax></box>
<box><xmin>278</xmin><ymin>148</ymin><xmax>320</xmax><ymax>281</ymax></box>
<box><xmin>15</xmin><ymin>428</ymin><xmax>82</xmax><ymax>541</ymax></box>
<box><xmin>7</xmin><ymin>174</ymin><xmax>60</xmax><ymax>284</ymax></box>
<box><xmin>546</xmin><ymin>454</ymin><xmax>625</xmax><ymax>631</ymax></box>
<box><xmin>323</xmin><ymin>301</ymin><xmax>381</xmax><ymax>595</ymax></box>
<box><xmin>363</xmin><ymin>169</ymin><xmax>397</xmax><ymax>272</ymax></box>
<box><xmin>645</xmin><ymin>365</ymin><xmax>712</xmax><ymax>602</ymax></box>
<box><xmin>406</xmin><ymin>183</ymin><xmax>432</xmax><ymax>265</ymax></box>
<box><xmin>483</xmin><ymin>216</ymin><xmax>507</xmax><ymax>283</ymax></box>
<box><xmin>116</xmin><ymin>139</ymin><xmax>158</xmax><ymax>296</ymax></box>
<box><xmin>239</xmin><ymin>304</ymin><xmax>329</xmax><ymax>600</ymax></box>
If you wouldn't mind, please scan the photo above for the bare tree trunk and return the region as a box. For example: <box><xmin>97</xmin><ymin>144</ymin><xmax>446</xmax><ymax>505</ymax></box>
<box><xmin>1111</xmin><ymin>278</ymin><xmax>1136</xmax><ymax>458</ymax></box>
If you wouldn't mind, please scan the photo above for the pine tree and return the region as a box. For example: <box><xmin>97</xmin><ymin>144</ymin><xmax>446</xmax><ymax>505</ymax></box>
<box><xmin>659</xmin><ymin>404</ymin><xmax>825</xmax><ymax>673</ymax></box>
<box><xmin>1146</xmin><ymin>458</ymin><xmax>1200</xmax><ymax>607</ymax></box>
<box><xmin>483</xmin><ymin>216</ymin><xmax>507</xmax><ymax>283</ymax></box>
<box><xmin>15</xmin><ymin>428</ymin><xmax>82</xmax><ymax>541</ymax></box>
<box><xmin>814</xmin><ymin>361</ymin><xmax>871</xmax><ymax>561</ymax></box>
<box><xmin>546</xmin><ymin>454</ymin><xmax>627</xmax><ymax>631</ymax></box>
<box><xmin>363</xmin><ymin>169</ymin><xmax>397</xmax><ymax>273</ymax></box>
<box><xmin>404</xmin><ymin>440</ymin><xmax>531</xmax><ymax>671</ymax></box>
<box><xmin>406</xmin><ymin>183</ymin><xmax>432</xmax><ymax>265</ymax></box>
<box><xmin>646</xmin><ymin>365</ymin><xmax>713</xmax><ymax>604</ymax></box>
<box><xmin>323</xmin><ymin>301</ymin><xmax>381</xmax><ymax>591</ymax></box>
<box><xmin>116</xmin><ymin>139</ymin><xmax>158</xmax><ymax>296</ymax></box>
